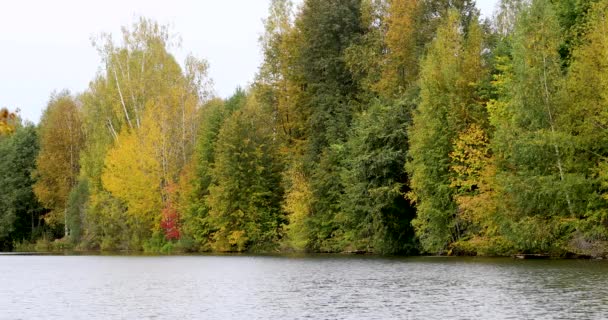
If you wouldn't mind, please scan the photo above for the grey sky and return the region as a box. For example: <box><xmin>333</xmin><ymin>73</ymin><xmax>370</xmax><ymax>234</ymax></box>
<box><xmin>0</xmin><ymin>0</ymin><xmax>499</xmax><ymax>123</ymax></box>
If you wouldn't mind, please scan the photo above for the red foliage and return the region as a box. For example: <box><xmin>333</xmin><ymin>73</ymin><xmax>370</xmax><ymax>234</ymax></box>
<box><xmin>160</xmin><ymin>205</ymin><xmax>180</xmax><ymax>241</ymax></box>
<box><xmin>160</xmin><ymin>183</ymin><xmax>181</xmax><ymax>241</ymax></box>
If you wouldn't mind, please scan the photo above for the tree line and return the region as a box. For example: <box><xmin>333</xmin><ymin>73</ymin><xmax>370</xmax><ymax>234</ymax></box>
<box><xmin>1</xmin><ymin>0</ymin><xmax>608</xmax><ymax>256</ymax></box>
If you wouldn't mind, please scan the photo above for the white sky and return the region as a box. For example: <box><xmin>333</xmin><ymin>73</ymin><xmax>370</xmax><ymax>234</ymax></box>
<box><xmin>0</xmin><ymin>0</ymin><xmax>498</xmax><ymax>123</ymax></box>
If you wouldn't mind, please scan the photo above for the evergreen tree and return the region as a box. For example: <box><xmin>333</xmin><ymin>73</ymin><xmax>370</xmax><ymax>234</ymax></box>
<box><xmin>182</xmin><ymin>90</ymin><xmax>246</xmax><ymax>250</ymax></box>
<box><xmin>295</xmin><ymin>0</ymin><xmax>366</xmax><ymax>251</ymax></box>
<box><xmin>0</xmin><ymin>125</ymin><xmax>44</xmax><ymax>250</ymax></box>
<box><xmin>340</xmin><ymin>100</ymin><xmax>417</xmax><ymax>254</ymax></box>
<box><xmin>206</xmin><ymin>94</ymin><xmax>285</xmax><ymax>252</ymax></box>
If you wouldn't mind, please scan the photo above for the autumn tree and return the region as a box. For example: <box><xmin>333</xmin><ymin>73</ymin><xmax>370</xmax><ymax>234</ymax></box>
<box><xmin>82</xmin><ymin>18</ymin><xmax>211</xmax><ymax>250</ymax></box>
<box><xmin>375</xmin><ymin>0</ymin><xmax>421</xmax><ymax>98</ymax></box>
<box><xmin>0</xmin><ymin>108</ymin><xmax>17</xmax><ymax>135</ymax></box>
<box><xmin>256</xmin><ymin>0</ymin><xmax>312</xmax><ymax>251</ymax></box>
<box><xmin>34</xmin><ymin>91</ymin><xmax>85</xmax><ymax>238</ymax></box>
<box><xmin>407</xmin><ymin>9</ymin><xmax>488</xmax><ymax>253</ymax></box>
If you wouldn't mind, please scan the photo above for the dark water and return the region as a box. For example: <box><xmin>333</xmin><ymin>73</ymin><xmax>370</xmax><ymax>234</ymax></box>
<box><xmin>1</xmin><ymin>255</ymin><xmax>607</xmax><ymax>319</ymax></box>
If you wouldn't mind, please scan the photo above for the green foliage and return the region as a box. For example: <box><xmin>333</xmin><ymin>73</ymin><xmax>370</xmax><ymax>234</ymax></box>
<box><xmin>297</xmin><ymin>0</ymin><xmax>364</xmax><ymax>156</ymax></box>
<box><xmin>488</xmin><ymin>0</ymin><xmax>591</xmax><ymax>253</ymax></box>
<box><xmin>85</xmin><ymin>191</ymin><xmax>128</xmax><ymax>251</ymax></box>
<box><xmin>66</xmin><ymin>180</ymin><xmax>89</xmax><ymax>244</ymax></box>
<box><xmin>340</xmin><ymin>99</ymin><xmax>417</xmax><ymax>254</ymax></box>
<box><xmin>292</xmin><ymin>0</ymin><xmax>367</xmax><ymax>252</ymax></box>
<box><xmin>182</xmin><ymin>90</ymin><xmax>246</xmax><ymax>250</ymax></box>
<box><xmin>205</xmin><ymin>95</ymin><xmax>286</xmax><ymax>252</ymax></box>
<box><xmin>0</xmin><ymin>125</ymin><xmax>44</xmax><ymax>250</ymax></box>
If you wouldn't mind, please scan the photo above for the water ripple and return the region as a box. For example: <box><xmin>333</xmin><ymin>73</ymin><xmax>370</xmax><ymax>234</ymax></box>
<box><xmin>0</xmin><ymin>256</ymin><xmax>607</xmax><ymax>319</ymax></box>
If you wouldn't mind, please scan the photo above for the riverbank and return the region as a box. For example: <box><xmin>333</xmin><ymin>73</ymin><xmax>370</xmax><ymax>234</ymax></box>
<box><xmin>10</xmin><ymin>233</ymin><xmax>608</xmax><ymax>259</ymax></box>
<box><xmin>6</xmin><ymin>247</ymin><xmax>607</xmax><ymax>260</ymax></box>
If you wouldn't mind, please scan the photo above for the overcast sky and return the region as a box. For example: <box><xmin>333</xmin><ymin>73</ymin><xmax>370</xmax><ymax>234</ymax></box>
<box><xmin>0</xmin><ymin>0</ymin><xmax>499</xmax><ymax>123</ymax></box>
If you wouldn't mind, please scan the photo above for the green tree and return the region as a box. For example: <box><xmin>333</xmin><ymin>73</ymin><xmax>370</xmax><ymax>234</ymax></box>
<box><xmin>297</xmin><ymin>0</ymin><xmax>364</xmax><ymax>156</ymax></box>
<box><xmin>340</xmin><ymin>100</ymin><xmax>417</xmax><ymax>254</ymax></box>
<box><xmin>205</xmin><ymin>93</ymin><xmax>285</xmax><ymax>252</ymax></box>
<box><xmin>295</xmin><ymin>0</ymin><xmax>366</xmax><ymax>251</ymax></box>
<box><xmin>182</xmin><ymin>90</ymin><xmax>246</xmax><ymax>249</ymax></box>
<box><xmin>0</xmin><ymin>124</ymin><xmax>44</xmax><ymax>250</ymax></box>
<box><xmin>65</xmin><ymin>179</ymin><xmax>89</xmax><ymax>244</ymax></box>
<box><xmin>561</xmin><ymin>0</ymin><xmax>608</xmax><ymax>254</ymax></box>
<box><xmin>491</xmin><ymin>0</ymin><xmax>588</xmax><ymax>253</ymax></box>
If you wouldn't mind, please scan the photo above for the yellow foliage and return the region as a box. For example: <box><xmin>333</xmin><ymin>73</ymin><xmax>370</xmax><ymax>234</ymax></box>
<box><xmin>449</xmin><ymin>124</ymin><xmax>500</xmax><ymax>236</ymax></box>
<box><xmin>450</xmin><ymin>124</ymin><xmax>490</xmax><ymax>192</ymax></box>
<box><xmin>102</xmin><ymin>128</ymin><xmax>162</xmax><ymax>230</ymax></box>
<box><xmin>376</xmin><ymin>0</ymin><xmax>420</xmax><ymax>97</ymax></box>
<box><xmin>0</xmin><ymin>108</ymin><xmax>17</xmax><ymax>135</ymax></box>
<box><xmin>283</xmin><ymin>163</ymin><xmax>312</xmax><ymax>250</ymax></box>
<box><xmin>228</xmin><ymin>230</ymin><xmax>248</xmax><ymax>252</ymax></box>
<box><xmin>33</xmin><ymin>93</ymin><xmax>84</xmax><ymax>229</ymax></box>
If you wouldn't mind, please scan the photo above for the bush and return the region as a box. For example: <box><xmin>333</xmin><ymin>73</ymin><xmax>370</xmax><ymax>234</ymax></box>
<box><xmin>34</xmin><ymin>238</ymin><xmax>51</xmax><ymax>252</ymax></box>
<box><xmin>13</xmin><ymin>240</ymin><xmax>35</xmax><ymax>252</ymax></box>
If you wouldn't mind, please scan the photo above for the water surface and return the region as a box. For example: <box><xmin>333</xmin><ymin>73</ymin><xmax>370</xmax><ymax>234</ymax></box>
<box><xmin>1</xmin><ymin>255</ymin><xmax>607</xmax><ymax>319</ymax></box>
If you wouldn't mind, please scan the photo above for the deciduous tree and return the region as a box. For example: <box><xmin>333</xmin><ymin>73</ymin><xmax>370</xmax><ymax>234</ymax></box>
<box><xmin>34</xmin><ymin>91</ymin><xmax>85</xmax><ymax>237</ymax></box>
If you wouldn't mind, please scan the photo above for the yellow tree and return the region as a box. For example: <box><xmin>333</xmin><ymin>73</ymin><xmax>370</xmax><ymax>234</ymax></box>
<box><xmin>256</xmin><ymin>0</ymin><xmax>307</xmax><ymax>145</ymax></box>
<box><xmin>449</xmin><ymin>124</ymin><xmax>505</xmax><ymax>255</ymax></box>
<box><xmin>101</xmin><ymin>125</ymin><xmax>162</xmax><ymax>243</ymax></box>
<box><xmin>34</xmin><ymin>91</ymin><xmax>85</xmax><ymax>236</ymax></box>
<box><xmin>0</xmin><ymin>108</ymin><xmax>17</xmax><ymax>135</ymax></box>
<box><xmin>100</xmin><ymin>66</ymin><xmax>205</xmax><ymax>246</ymax></box>
<box><xmin>376</xmin><ymin>0</ymin><xmax>420</xmax><ymax>97</ymax></box>
<box><xmin>84</xmin><ymin>18</ymin><xmax>211</xmax><ymax>248</ymax></box>
<box><xmin>407</xmin><ymin>10</ymin><xmax>488</xmax><ymax>253</ymax></box>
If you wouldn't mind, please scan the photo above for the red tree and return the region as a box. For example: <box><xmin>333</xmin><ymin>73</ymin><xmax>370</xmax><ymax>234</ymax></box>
<box><xmin>160</xmin><ymin>183</ymin><xmax>180</xmax><ymax>240</ymax></box>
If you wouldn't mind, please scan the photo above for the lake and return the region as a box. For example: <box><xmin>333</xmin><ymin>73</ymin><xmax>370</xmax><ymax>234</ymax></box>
<box><xmin>1</xmin><ymin>255</ymin><xmax>607</xmax><ymax>319</ymax></box>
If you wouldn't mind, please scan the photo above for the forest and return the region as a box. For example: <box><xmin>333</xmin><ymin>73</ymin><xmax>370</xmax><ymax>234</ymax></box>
<box><xmin>1</xmin><ymin>0</ymin><xmax>608</xmax><ymax>257</ymax></box>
